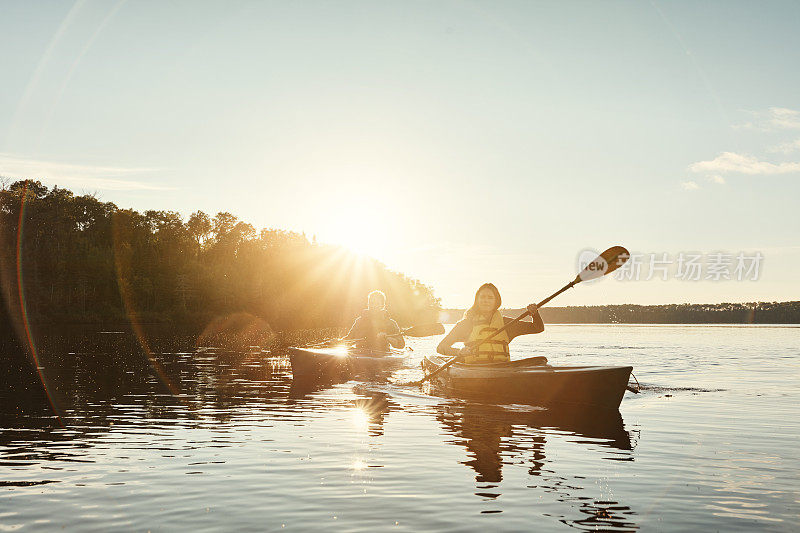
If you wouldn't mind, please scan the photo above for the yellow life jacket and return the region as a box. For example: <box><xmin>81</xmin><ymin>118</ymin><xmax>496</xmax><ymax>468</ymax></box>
<box><xmin>464</xmin><ymin>311</ymin><xmax>510</xmax><ymax>364</ymax></box>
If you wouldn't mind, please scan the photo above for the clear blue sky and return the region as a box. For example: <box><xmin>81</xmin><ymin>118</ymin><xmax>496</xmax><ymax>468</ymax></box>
<box><xmin>1</xmin><ymin>1</ymin><xmax>798</xmax><ymax>307</ymax></box>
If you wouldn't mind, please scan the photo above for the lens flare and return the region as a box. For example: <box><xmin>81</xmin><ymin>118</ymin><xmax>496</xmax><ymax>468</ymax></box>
<box><xmin>111</xmin><ymin>211</ymin><xmax>182</xmax><ymax>397</ymax></box>
<box><xmin>13</xmin><ymin>183</ymin><xmax>62</xmax><ymax>423</ymax></box>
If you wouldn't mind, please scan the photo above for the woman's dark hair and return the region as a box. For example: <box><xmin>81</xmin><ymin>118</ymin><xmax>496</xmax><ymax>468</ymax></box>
<box><xmin>463</xmin><ymin>283</ymin><xmax>502</xmax><ymax>320</ymax></box>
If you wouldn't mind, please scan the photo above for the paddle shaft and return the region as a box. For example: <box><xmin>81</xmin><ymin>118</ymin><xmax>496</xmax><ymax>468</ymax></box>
<box><xmin>311</xmin><ymin>322</ymin><xmax>442</xmax><ymax>347</ymax></box>
<box><xmin>337</xmin><ymin>333</ymin><xmax>400</xmax><ymax>344</ymax></box>
<box><xmin>418</xmin><ymin>280</ymin><xmax>577</xmax><ymax>384</ymax></box>
<box><xmin>352</xmin><ymin>328</ymin><xmax>419</xmax><ymax>341</ymax></box>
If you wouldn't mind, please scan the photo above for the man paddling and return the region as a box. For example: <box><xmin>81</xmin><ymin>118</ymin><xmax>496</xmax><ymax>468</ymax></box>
<box><xmin>343</xmin><ymin>290</ymin><xmax>405</xmax><ymax>352</ymax></box>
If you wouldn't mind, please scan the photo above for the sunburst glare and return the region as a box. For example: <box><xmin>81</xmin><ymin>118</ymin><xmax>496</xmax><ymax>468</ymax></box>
<box><xmin>351</xmin><ymin>407</ymin><xmax>370</xmax><ymax>430</ymax></box>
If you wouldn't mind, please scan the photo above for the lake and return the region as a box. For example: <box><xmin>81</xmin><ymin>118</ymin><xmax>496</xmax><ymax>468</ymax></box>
<box><xmin>1</xmin><ymin>324</ymin><xmax>799</xmax><ymax>531</ymax></box>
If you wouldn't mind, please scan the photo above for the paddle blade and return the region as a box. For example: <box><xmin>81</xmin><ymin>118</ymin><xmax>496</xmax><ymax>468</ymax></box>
<box><xmin>575</xmin><ymin>246</ymin><xmax>630</xmax><ymax>282</ymax></box>
<box><xmin>403</xmin><ymin>323</ymin><xmax>445</xmax><ymax>337</ymax></box>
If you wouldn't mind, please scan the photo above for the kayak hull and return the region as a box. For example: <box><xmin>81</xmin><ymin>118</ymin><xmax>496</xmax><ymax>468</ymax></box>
<box><xmin>422</xmin><ymin>355</ymin><xmax>632</xmax><ymax>410</ymax></box>
<box><xmin>289</xmin><ymin>346</ymin><xmax>405</xmax><ymax>381</ymax></box>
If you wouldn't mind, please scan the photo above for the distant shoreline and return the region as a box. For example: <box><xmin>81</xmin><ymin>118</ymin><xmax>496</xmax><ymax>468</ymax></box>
<box><xmin>438</xmin><ymin>301</ymin><xmax>800</xmax><ymax>324</ymax></box>
<box><xmin>439</xmin><ymin>322</ymin><xmax>799</xmax><ymax>327</ymax></box>
<box><xmin>517</xmin><ymin>323</ymin><xmax>799</xmax><ymax>327</ymax></box>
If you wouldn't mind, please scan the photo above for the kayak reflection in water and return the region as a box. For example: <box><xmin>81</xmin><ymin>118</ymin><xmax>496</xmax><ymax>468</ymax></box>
<box><xmin>437</xmin><ymin>283</ymin><xmax>543</xmax><ymax>364</ymax></box>
<box><xmin>343</xmin><ymin>290</ymin><xmax>405</xmax><ymax>352</ymax></box>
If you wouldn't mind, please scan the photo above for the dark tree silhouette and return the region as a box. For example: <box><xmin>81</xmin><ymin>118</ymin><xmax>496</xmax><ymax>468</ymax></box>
<box><xmin>0</xmin><ymin>179</ymin><xmax>440</xmax><ymax>341</ymax></box>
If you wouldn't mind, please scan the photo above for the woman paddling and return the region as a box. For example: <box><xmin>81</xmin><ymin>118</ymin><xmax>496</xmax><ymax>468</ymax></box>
<box><xmin>437</xmin><ymin>283</ymin><xmax>543</xmax><ymax>363</ymax></box>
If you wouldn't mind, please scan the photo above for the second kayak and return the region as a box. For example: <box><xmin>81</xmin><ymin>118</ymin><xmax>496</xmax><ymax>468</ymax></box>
<box><xmin>289</xmin><ymin>346</ymin><xmax>406</xmax><ymax>380</ymax></box>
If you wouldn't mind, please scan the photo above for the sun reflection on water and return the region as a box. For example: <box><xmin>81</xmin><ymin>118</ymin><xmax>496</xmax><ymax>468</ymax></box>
<box><xmin>352</xmin><ymin>408</ymin><xmax>369</xmax><ymax>430</ymax></box>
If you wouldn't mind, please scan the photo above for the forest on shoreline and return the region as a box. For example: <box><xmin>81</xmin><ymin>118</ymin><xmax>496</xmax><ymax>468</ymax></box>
<box><xmin>440</xmin><ymin>301</ymin><xmax>800</xmax><ymax>324</ymax></box>
<box><xmin>0</xmin><ymin>179</ymin><xmax>439</xmax><ymax>345</ymax></box>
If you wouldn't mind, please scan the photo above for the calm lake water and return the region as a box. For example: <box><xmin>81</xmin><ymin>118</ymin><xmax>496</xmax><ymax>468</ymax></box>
<box><xmin>2</xmin><ymin>324</ymin><xmax>799</xmax><ymax>531</ymax></box>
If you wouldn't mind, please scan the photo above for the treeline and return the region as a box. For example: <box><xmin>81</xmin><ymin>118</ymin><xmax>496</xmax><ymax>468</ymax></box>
<box><xmin>494</xmin><ymin>302</ymin><xmax>800</xmax><ymax>324</ymax></box>
<box><xmin>0</xmin><ymin>179</ymin><xmax>439</xmax><ymax>339</ymax></box>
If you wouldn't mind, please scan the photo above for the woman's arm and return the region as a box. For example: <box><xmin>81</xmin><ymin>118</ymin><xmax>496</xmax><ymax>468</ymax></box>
<box><xmin>504</xmin><ymin>305</ymin><xmax>545</xmax><ymax>340</ymax></box>
<box><xmin>436</xmin><ymin>321</ymin><xmax>468</xmax><ymax>357</ymax></box>
<box><xmin>529</xmin><ymin>304</ymin><xmax>544</xmax><ymax>333</ymax></box>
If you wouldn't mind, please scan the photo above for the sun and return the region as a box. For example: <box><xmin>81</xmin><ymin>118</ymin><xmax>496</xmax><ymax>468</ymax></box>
<box><xmin>314</xmin><ymin>196</ymin><xmax>399</xmax><ymax>260</ymax></box>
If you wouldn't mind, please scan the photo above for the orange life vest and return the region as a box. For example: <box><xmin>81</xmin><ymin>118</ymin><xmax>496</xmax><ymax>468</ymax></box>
<box><xmin>464</xmin><ymin>311</ymin><xmax>510</xmax><ymax>364</ymax></box>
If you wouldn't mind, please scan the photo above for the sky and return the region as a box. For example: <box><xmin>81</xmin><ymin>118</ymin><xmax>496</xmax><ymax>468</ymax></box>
<box><xmin>1</xmin><ymin>0</ymin><xmax>798</xmax><ymax>308</ymax></box>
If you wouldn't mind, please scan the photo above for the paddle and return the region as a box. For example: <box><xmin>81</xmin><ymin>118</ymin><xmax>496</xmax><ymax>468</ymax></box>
<box><xmin>396</xmin><ymin>322</ymin><xmax>445</xmax><ymax>338</ymax></box>
<box><xmin>309</xmin><ymin>322</ymin><xmax>445</xmax><ymax>347</ymax></box>
<box><xmin>413</xmin><ymin>246</ymin><xmax>630</xmax><ymax>385</ymax></box>
<box><xmin>354</xmin><ymin>323</ymin><xmax>445</xmax><ymax>343</ymax></box>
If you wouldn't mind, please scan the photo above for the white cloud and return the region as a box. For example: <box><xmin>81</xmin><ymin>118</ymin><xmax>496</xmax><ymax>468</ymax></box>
<box><xmin>681</xmin><ymin>181</ymin><xmax>700</xmax><ymax>190</ymax></box>
<box><xmin>0</xmin><ymin>153</ymin><xmax>172</xmax><ymax>191</ymax></box>
<box><xmin>708</xmin><ymin>175</ymin><xmax>726</xmax><ymax>184</ymax></box>
<box><xmin>768</xmin><ymin>138</ymin><xmax>800</xmax><ymax>154</ymax></box>
<box><xmin>689</xmin><ymin>152</ymin><xmax>800</xmax><ymax>175</ymax></box>
<box><xmin>768</xmin><ymin>107</ymin><xmax>800</xmax><ymax>129</ymax></box>
<box><xmin>735</xmin><ymin>107</ymin><xmax>800</xmax><ymax>131</ymax></box>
